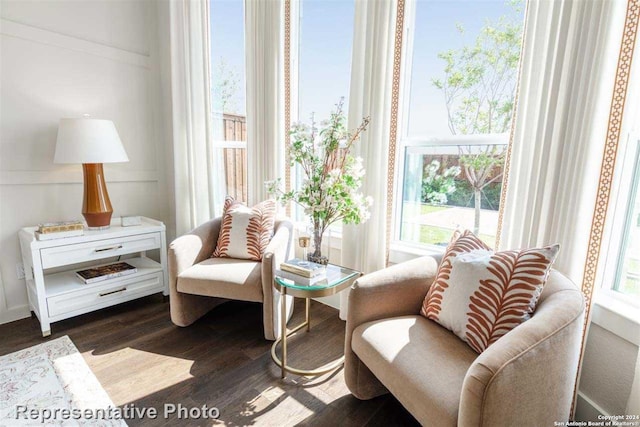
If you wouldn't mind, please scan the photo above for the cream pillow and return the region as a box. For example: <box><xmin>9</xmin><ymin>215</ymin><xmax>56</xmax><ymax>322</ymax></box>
<box><xmin>421</xmin><ymin>230</ymin><xmax>559</xmax><ymax>353</ymax></box>
<box><xmin>212</xmin><ymin>197</ymin><xmax>276</xmax><ymax>261</ymax></box>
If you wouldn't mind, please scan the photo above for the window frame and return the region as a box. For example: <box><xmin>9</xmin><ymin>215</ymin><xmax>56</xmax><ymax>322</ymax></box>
<box><xmin>288</xmin><ymin>0</ymin><xmax>355</xmax><ymax>233</ymax></box>
<box><xmin>600</xmin><ymin>133</ymin><xmax>640</xmax><ymax>307</ymax></box>
<box><xmin>612</xmin><ymin>139</ymin><xmax>640</xmax><ymax>295</ymax></box>
<box><xmin>392</xmin><ymin>0</ymin><xmax>512</xmax><ymax>252</ymax></box>
<box><xmin>393</xmin><ymin>134</ymin><xmax>509</xmax><ymax>251</ymax></box>
<box><xmin>208</xmin><ymin>0</ymin><xmax>249</xmax><ymax>211</ymax></box>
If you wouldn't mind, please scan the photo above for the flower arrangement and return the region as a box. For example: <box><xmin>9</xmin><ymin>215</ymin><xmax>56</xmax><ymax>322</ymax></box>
<box><xmin>266</xmin><ymin>99</ymin><xmax>372</xmax><ymax>264</ymax></box>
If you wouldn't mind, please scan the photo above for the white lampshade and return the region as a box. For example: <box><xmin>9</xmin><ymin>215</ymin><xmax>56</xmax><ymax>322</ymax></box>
<box><xmin>54</xmin><ymin>118</ymin><xmax>129</xmax><ymax>164</ymax></box>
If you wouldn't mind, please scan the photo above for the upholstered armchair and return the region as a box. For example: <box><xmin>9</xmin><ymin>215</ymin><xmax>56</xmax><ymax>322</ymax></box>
<box><xmin>168</xmin><ymin>217</ymin><xmax>293</xmax><ymax>340</ymax></box>
<box><xmin>345</xmin><ymin>256</ymin><xmax>585</xmax><ymax>426</ymax></box>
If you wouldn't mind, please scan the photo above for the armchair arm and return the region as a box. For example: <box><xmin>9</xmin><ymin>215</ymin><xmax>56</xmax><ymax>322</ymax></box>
<box><xmin>168</xmin><ymin>218</ymin><xmax>222</xmax><ymax>278</ymax></box>
<box><xmin>344</xmin><ymin>256</ymin><xmax>438</xmax><ymax>399</ymax></box>
<box><xmin>346</xmin><ymin>255</ymin><xmax>438</xmax><ymax>330</ymax></box>
<box><xmin>261</xmin><ymin>219</ymin><xmax>294</xmax><ymax>274</ymax></box>
<box><xmin>167</xmin><ymin>218</ymin><xmax>222</xmax><ymax>327</ymax></box>
<box><xmin>261</xmin><ymin>219</ymin><xmax>294</xmax><ymax>340</ymax></box>
<box><xmin>458</xmin><ymin>272</ymin><xmax>585</xmax><ymax>427</ymax></box>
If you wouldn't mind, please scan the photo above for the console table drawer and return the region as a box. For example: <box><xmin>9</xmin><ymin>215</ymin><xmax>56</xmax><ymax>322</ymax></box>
<box><xmin>47</xmin><ymin>272</ymin><xmax>163</xmax><ymax>318</ymax></box>
<box><xmin>40</xmin><ymin>233</ymin><xmax>161</xmax><ymax>269</ymax></box>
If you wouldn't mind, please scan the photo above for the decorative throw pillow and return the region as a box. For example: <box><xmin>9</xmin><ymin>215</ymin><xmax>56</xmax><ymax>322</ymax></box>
<box><xmin>421</xmin><ymin>230</ymin><xmax>560</xmax><ymax>353</ymax></box>
<box><xmin>212</xmin><ymin>197</ymin><xmax>276</xmax><ymax>261</ymax></box>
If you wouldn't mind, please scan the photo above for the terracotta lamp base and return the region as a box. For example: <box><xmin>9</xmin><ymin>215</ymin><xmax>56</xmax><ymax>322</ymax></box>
<box><xmin>82</xmin><ymin>163</ymin><xmax>113</xmax><ymax>229</ymax></box>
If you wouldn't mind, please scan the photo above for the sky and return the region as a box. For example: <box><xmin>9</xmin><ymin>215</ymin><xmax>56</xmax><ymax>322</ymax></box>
<box><xmin>297</xmin><ymin>0</ymin><xmax>355</xmax><ymax>122</ymax></box>
<box><xmin>209</xmin><ymin>0</ymin><xmax>524</xmax><ymax>137</ymax></box>
<box><xmin>407</xmin><ymin>0</ymin><xmax>523</xmax><ymax>136</ymax></box>
<box><xmin>209</xmin><ymin>0</ymin><xmax>246</xmax><ymax>115</ymax></box>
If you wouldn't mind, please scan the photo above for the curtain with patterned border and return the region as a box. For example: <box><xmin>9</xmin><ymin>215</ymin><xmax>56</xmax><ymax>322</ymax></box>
<box><xmin>580</xmin><ymin>0</ymin><xmax>639</xmax><ymax>417</ymax></box>
<box><xmin>498</xmin><ymin>0</ymin><xmax>625</xmax><ymax>283</ymax></box>
<box><xmin>340</xmin><ymin>0</ymin><xmax>403</xmax><ymax>319</ymax></box>
<box><xmin>497</xmin><ymin>0</ymin><xmax>638</xmax><ymax>417</ymax></box>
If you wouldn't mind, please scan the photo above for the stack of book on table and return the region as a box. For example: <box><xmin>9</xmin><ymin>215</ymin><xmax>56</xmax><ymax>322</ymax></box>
<box><xmin>35</xmin><ymin>220</ymin><xmax>84</xmax><ymax>241</ymax></box>
<box><xmin>277</xmin><ymin>258</ymin><xmax>327</xmax><ymax>286</ymax></box>
<box><xmin>76</xmin><ymin>262</ymin><xmax>137</xmax><ymax>284</ymax></box>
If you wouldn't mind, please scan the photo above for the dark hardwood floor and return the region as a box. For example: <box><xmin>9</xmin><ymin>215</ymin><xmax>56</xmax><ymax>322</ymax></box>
<box><xmin>0</xmin><ymin>296</ymin><xmax>419</xmax><ymax>426</ymax></box>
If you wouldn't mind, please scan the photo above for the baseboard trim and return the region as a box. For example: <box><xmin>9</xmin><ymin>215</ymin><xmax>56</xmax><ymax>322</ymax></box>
<box><xmin>0</xmin><ymin>305</ymin><xmax>30</xmax><ymax>325</ymax></box>
<box><xmin>576</xmin><ymin>391</ymin><xmax>610</xmax><ymax>421</ymax></box>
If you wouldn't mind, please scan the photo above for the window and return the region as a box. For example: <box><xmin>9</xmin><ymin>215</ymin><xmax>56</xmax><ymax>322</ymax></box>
<box><xmin>603</xmin><ymin>135</ymin><xmax>640</xmax><ymax>302</ymax></box>
<box><xmin>614</xmin><ymin>145</ymin><xmax>640</xmax><ymax>299</ymax></box>
<box><xmin>292</xmin><ymin>0</ymin><xmax>355</xmax><ymax>225</ymax></box>
<box><xmin>395</xmin><ymin>0</ymin><xmax>525</xmax><ymax>249</ymax></box>
<box><xmin>210</xmin><ymin>0</ymin><xmax>247</xmax><ymax>204</ymax></box>
<box><xmin>599</xmin><ymin>37</ymin><xmax>640</xmax><ymax>306</ymax></box>
<box><xmin>297</xmin><ymin>0</ymin><xmax>354</xmax><ymax>122</ymax></box>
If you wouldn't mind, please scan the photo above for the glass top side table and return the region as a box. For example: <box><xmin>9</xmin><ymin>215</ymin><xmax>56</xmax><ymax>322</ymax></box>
<box><xmin>271</xmin><ymin>263</ymin><xmax>361</xmax><ymax>378</ymax></box>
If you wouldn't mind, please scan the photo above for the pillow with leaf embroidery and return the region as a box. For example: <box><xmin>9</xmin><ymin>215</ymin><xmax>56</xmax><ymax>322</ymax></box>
<box><xmin>420</xmin><ymin>230</ymin><xmax>559</xmax><ymax>353</ymax></box>
<box><xmin>212</xmin><ymin>196</ymin><xmax>276</xmax><ymax>261</ymax></box>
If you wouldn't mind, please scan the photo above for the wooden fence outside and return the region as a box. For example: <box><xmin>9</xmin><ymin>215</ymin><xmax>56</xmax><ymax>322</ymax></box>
<box><xmin>220</xmin><ymin>113</ymin><xmax>247</xmax><ymax>203</ymax></box>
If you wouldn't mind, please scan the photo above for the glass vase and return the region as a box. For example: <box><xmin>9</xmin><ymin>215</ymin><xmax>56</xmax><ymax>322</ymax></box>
<box><xmin>307</xmin><ymin>224</ymin><xmax>328</xmax><ymax>265</ymax></box>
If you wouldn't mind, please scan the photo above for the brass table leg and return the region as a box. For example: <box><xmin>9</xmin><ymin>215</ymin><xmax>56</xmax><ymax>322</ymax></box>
<box><xmin>305</xmin><ymin>298</ymin><xmax>310</xmax><ymax>332</ymax></box>
<box><xmin>281</xmin><ymin>287</ymin><xmax>287</xmax><ymax>379</ymax></box>
<box><xmin>270</xmin><ymin>294</ymin><xmax>344</xmax><ymax>378</ymax></box>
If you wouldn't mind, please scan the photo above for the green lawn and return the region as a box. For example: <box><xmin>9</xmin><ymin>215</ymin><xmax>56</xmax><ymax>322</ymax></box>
<box><xmin>402</xmin><ymin>203</ymin><xmax>448</xmax><ymax>216</ymax></box>
<box><xmin>619</xmin><ymin>278</ymin><xmax>640</xmax><ymax>297</ymax></box>
<box><xmin>401</xmin><ymin>202</ymin><xmax>496</xmax><ymax>247</ymax></box>
<box><xmin>619</xmin><ymin>257</ymin><xmax>640</xmax><ymax>297</ymax></box>
<box><xmin>401</xmin><ymin>224</ymin><xmax>496</xmax><ymax>248</ymax></box>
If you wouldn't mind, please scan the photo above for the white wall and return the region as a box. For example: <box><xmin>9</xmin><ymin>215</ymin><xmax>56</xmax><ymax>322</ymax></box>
<box><xmin>576</xmin><ymin>303</ymin><xmax>640</xmax><ymax>421</ymax></box>
<box><xmin>0</xmin><ymin>0</ymin><xmax>172</xmax><ymax>324</ymax></box>
<box><xmin>577</xmin><ymin>323</ymin><xmax>639</xmax><ymax>417</ymax></box>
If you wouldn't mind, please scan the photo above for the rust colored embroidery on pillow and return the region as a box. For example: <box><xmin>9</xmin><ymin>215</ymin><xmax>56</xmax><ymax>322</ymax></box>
<box><xmin>465</xmin><ymin>247</ymin><xmax>557</xmax><ymax>353</ymax></box>
<box><xmin>421</xmin><ymin>230</ymin><xmax>490</xmax><ymax>320</ymax></box>
<box><xmin>213</xmin><ymin>197</ymin><xmax>276</xmax><ymax>261</ymax></box>
<box><xmin>212</xmin><ymin>197</ymin><xmax>240</xmax><ymax>258</ymax></box>
<box><xmin>246</xmin><ymin>200</ymin><xmax>276</xmax><ymax>260</ymax></box>
<box><xmin>214</xmin><ymin>218</ymin><xmax>233</xmax><ymax>257</ymax></box>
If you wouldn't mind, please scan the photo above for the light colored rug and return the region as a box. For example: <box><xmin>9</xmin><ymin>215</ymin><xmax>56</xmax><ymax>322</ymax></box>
<box><xmin>0</xmin><ymin>336</ymin><xmax>126</xmax><ymax>426</ymax></box>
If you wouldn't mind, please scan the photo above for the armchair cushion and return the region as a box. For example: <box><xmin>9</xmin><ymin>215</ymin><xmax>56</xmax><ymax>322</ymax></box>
<box><xmin>177</xmin><ymin>257</ymin><xmax>263</xmax><ymax>302</ymax></box>
<box><xmin>213</xmin><ymin>197</ymin><xmax>276</xmax><ymax>261</ymax></box>
<box><xmin>421</xmin><ymin>230</ymin><xmax>560</xmax><ymax>353</ymax></box>
<box><xmin>352</xmin><ymin>315</ymin><xmax>477</xmax><ymax>425</ymax></box>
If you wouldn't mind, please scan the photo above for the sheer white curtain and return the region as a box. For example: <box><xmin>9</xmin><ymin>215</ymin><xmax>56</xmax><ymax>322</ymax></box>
<box><xmin>245</xmin><ymin>0</ymin><xmax>292</xmax><ymax>334</ymax></box>
<box><xmin>340</xmin><ymin>0</ymin><xmax>398</xmax><ymax>318</ymax></box>
<box><xmin>245</xmin><ymin>0</ymin><xmax>284</xmax><ymax>206</ymax></box>
<box><xmin>499</xmin><ymin>0</ymin><xmax>625</xmax><ymax>285</ymax></box>
<box><xmin>499</xmin><ymin>1</ymin><xmax>628</xmax><ymax>416</ymax></box>
<box><xmin>169</xmin><ymin>0</ymin><xmax>219</xmax><ymax>236</ymax></box>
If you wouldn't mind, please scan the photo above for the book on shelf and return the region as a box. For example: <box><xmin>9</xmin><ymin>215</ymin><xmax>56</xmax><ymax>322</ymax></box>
<box><xmin>37</xmin><ymin>220</ymin><xmax>84</xmax><ymax>234</ymax></box>
<box><xmin>35</xmin><ymin>229</ymin><xmax>84</xmax><ymax>241</ymax></box>
<box><xmin>279</xmin><ymin>258</ymin><xmax>326</xmax><ymax>278</ymax></box>
<box><xmin>275</xmin><ymin>269</ymin><xmax>327</xmax><ymax>286</ymax></box>
<box><xmin>76</xmin><ymin>262</ymin><xmax>138</xmax><ymax>285</ymax></box>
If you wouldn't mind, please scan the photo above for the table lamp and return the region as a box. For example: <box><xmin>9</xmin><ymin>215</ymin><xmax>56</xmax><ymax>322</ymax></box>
<box><xmin>54</xmin><ymin>117</ymin><xmax>129</xmax><ymax>229</ymax></box>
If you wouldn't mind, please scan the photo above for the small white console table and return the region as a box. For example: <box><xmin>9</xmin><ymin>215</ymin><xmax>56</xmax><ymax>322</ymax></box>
<box><xmin>19</xmin><ymin>217</ymin><xmax>168</xmax><ymax>337</ymax></box>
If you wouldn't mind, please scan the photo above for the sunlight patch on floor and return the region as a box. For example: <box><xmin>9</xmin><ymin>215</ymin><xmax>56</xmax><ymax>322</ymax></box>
<box><xmin>86</xmin><ymin>347</ymin><xmax>195</xmax><ymax>405</ymax></box>
<box><xmin>260</xmin><ymin>385</ymin><xmax>286</xmax><ymax>402</ymax></box>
